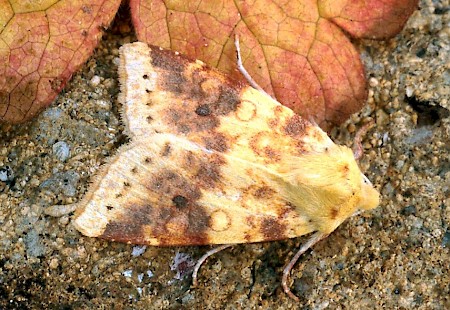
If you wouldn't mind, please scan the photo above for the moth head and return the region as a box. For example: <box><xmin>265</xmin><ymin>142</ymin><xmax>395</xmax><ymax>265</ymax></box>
<box><xmin>283</xmin><ymin>145</ymin><xmax>379</xmax><ymax>234</ymax></box>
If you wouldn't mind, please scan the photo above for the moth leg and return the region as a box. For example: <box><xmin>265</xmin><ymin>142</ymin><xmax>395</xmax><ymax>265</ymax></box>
<box><xmin>352</xmin><ymin>121</ymin><xmax>374</xmax><ymax>160</ymax></box>
<box><xmin>282</xmin><ymin>232</ymin><xmax>328</xmax><ymax>301</ymax></box>
<box><xmin>192</xmin><ymin>244</ymin><xmax>233</xmax><ymax>287</ymax></box>
<box><xmin>234</xmin><ymin>35</ymin><xmax>273</xmax><ymax>99</ymax></box>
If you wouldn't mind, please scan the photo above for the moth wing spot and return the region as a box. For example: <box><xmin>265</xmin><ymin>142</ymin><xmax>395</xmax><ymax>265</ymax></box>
<box><xmin>209</xmin><ymin>210</ymin><xmax>231</xmax><ymax>232</ymax></box>
<box><xmin>261</xmin><ymin>218</ymin><xmax>286</xmax><ymax>240</ymax></box>
<box><xmin>253</xmin><ymin>185</ymin><xmax>276</xmax><ymax>199</ymax></box>
<box><xmin>236</xmin><ymin>100</ymin><xmax>256</xmax><ymax>121</ymax></box>
<box><xmin>172</xmin><ymin>195</ymin><xmax>188</xmax><ymax>209</ymax></box>
<box><xmin>195</xmin><ymin>104</ymin><xmax>211</xmax><ymax>116</ymax></box>
<box><xmin>284</xmin><ymin>114</ymin><xmax>307</xmax><ymax>137</ymax></box>
<box><xmin>141</xmin><ymin>72</ymin><xmax>157</xmax><ymax>92</ymax></box>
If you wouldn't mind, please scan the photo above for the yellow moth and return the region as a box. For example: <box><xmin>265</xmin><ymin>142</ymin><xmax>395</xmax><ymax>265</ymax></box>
<box><xmin>49</xmin><ymin>40</ymin><xmax>379</xmax><ymax>300</ymax></box>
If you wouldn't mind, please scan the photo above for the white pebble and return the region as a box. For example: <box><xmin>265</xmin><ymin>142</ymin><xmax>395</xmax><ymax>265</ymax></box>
<box><xmin>122</xmin><ymin>269</ymin><xmax>133</xmax><ymax>277</ymax></box>
<box><xmin>90</xmin><ymin>75</ymin><xmax>101</xmax><ymax>87</ymax></box>
<box><xmin>131</xmin><ymin>245</ymin><xmax>147</xmax><ymax>257</ymax></box>
<box><xmin>53</xmin><ymin>141</ymin><xmax>71</xmax><ymax>162</ymax></box>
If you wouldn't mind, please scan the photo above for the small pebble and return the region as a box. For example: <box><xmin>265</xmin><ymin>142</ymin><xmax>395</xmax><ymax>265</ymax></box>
<box><xmin>131</xmin><ymin>245</ymin><xmax>147</xmax><ymax>257</ymax></box>
<box><xmin>49</xmin><ymin>258</ymin><xmax>59</xmax><ymax>269</ymax></box>
<box><xmin>122</xmin><ymin>269</ymin><xmax>133</xmax><ymax>278</ymax></box>
<box><xmin>52</xmin><ymin>141</ymin><xmax>71</xmax><ymax>162</ymax></box>
<box><xmin>90</xmin><ymin>75</ymin><xmax>101</xmax><ymax>87</ymax></box>
<box><xmin>0</xmin><ymin>165</ymin><xmax>14</xmax><ymax>182</ymax></box>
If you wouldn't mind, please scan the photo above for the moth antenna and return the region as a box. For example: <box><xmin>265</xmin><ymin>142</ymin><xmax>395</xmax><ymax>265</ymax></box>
<box><xmin>352</xmin><ymin>121</ymin><xmax>374</xmax><ymax>160</ymax></box>
<box><xmin>234</xmin><ymin>34</ymin><xmax>273</xmax><ymax>99</ymax></box>
<box><xmin>192</xmin><ymin>244</ymin><xmax>233</xmax><ymax>287</ymax></box>
<box><xmin>282</xmin><ymin>232</ymin><xmax>328</xmax><ymax>301</ymax></box>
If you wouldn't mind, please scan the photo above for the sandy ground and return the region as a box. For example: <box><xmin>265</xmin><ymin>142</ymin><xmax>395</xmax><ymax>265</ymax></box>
<box><xmin>0</xmin><ymin>0</ymin><xmax>448</xmax><ymax>309</ymax></box>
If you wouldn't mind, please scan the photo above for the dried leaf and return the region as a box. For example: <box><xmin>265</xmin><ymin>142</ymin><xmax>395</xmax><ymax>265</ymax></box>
<box><xmin>0</xmin><ymin>0</ymin><xmax>121</xmax><ymax>123</ymax></box>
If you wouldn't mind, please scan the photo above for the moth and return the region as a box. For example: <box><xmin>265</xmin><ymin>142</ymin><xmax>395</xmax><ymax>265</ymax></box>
<box><xmin>49</xmin><ymin>40</ymin><xmax>379</xmax><ymax>300</ymax></box>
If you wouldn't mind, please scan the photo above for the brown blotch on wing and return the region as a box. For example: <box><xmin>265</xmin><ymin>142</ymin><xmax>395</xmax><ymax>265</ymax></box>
<box><xmin>161</xmin><ymin>81</ymin><xmax>240</xmax><ymax>136</ymax></box>
<box><xmin>150</xmin><ymin>50</ymin><xmax>242</xmax><ymax>139</ymax></box>
<box><xmin>341</xmin><ymin>164</ymin><xmax>350</xmax><ymax>177</ymax></box>
<box><xmin>149</xmin><ymin>48</ymin><xmax>187</xmax><ymax>94</ymax></box>
<box><xmin>101</xmin><ymin>204</ymin><xmax>156</xmax><ymax>244</ymax></box>
<box><xmin>184</xmin><ymin>152</ymin><xmax>225</xmax><ymax>189</ymax></box>
<box><xmin>284</xmin><ymin>114</ymin><xmax>308</xmax><ymax>137</ymax></box>
<box><xmin>202</xmin><ymin>132</ymin><xmax>229</xmax><ymax>152</ymax></box>
<box><xmin>101</xmin><ymin>168</ymin><xmax>213</xmax><ymax>246</ymax></box>
<box><xmin>247</xmin><ymin>185</ymin><xmax>276</xmax><ymax>200</ymax></box>
<box><xmin>264</xmin><ymin>147</ymin><xmax>281</xmax><ymax>162</ymax></box>
<box><xmin>150</xmin><ymin>170</ymin><xmax>202</xmax><ymax>203</ymax></box>
<box><xmin>260</xmin><ymin>218</ymin><xmax>287</xmax><ymax>241</ymax></box>
<box><xmin>101</xmin><ymin>202</ymin><xmax>211</xmax><ymax>246</ymax></box>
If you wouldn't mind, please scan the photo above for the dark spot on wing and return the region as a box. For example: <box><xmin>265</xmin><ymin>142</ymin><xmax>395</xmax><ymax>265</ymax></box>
<box><xmin>195</xmin><ymin>104</ymin><xmax>211</xmax><ymax>116</ymax></box>
<box><xmin>172</xmin><ymin>195</ymin><xmax>188</xmax><ymax>209</ymax></box>
<box><xmin>150</xmin><ymin>47</ymin><xmax>185</xmax><ymax>71</ymax></box>
<box><xmin>182</xmin><ymin>151</ymin><xmax>225</xmax><ymax>190</ymax></box>
<box><xmin>150</xmin><ymin>170</ymin><xmax>201</xmax><ymax>202</ymax></box>
<box><xmin>101</xmin><ymin>203</ymin><xmax>156</xmax><ymax>244</ymax></box>
<box><xmin>253</xmin><ymin>186</ymin><xmax>276</xmax><ymax>199</ymax></box>
<box><xmin>284</xmin><ymin>114</ymin><xmax>307</xmax><ymax>137</ymax></box>
<box><xmin>203</xmin><ymin>133</ymin><xmax>229</xmax><ymax>152</ymax></box>
<box><xmin>193</xmin><ymin>154</ymin><xmax>225</xmax><ymax>189</ymax></box>
<box><xmin>260</xmin><ymin>218</ymin><xmax>286</xmax><ymax>241</ymax></box>
<box><xmin>162</xmin><ymin>76</ymin><xmax>241</xmax><ymax>135</ymax></box>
